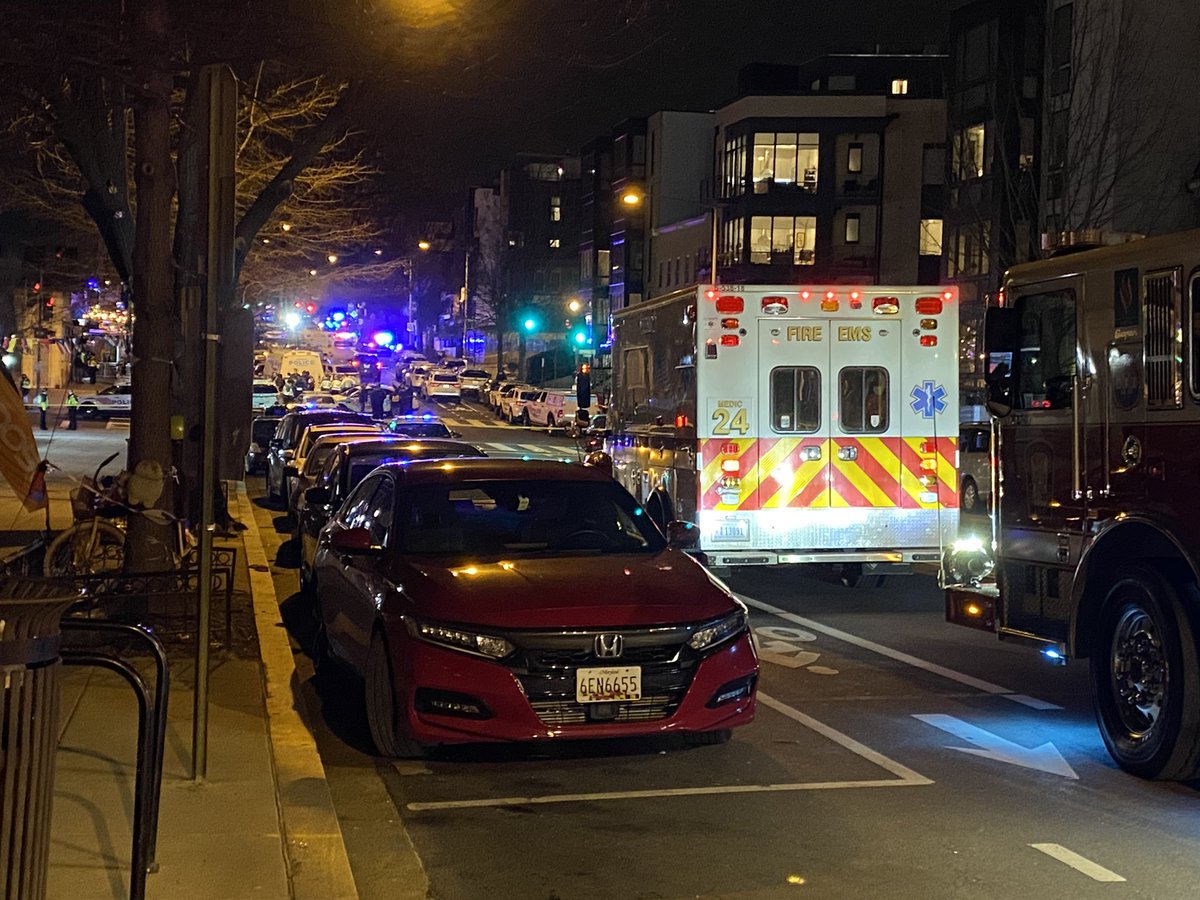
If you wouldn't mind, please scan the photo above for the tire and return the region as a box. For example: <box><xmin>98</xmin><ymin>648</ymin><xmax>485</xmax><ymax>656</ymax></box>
<box><xmin>364</xmin><ymin>629</ymin><xmax>423</xmax><ymax>758</ymax></box>
<box><xmin>960</xmin><ymin>477</ymin><xmax>980</xmax><ymax>514</ymax></box>
<box><xmin>546</xmin><ymin>415</ymin><xmax>555</xmax><ymax>430</ymax></box>
<box><xmin>520</xmin><ymin>410</ymin><xmax>530</xmax><ymax>426</ymax></box>
<box><xmin>310</xmin><ymin>605</ymin><xmax>334</xmax><ymax>677</ymax></box>
<box><xmin>44</xmin><ymin>521</ymin><xmax>126</xmax><ymax>576</ymax></box>
<box><xmin>1090</xmin><ymin>566</ymin><xmax>1200</xmax><ymax>780</ymax></box>
<box><xmin>839</xmin><ymin>562</ymin><xmax>864</xmax><ymax>589</ymax></box>
<box><xmin>81</xmin><ymin>405</ymin><xmax>99</xmax><ymax>420</ymax></box>
<box><xmin>685</xmin><ymin>729</ymin><xmax>732</xmax><ymax>746</ymax></box>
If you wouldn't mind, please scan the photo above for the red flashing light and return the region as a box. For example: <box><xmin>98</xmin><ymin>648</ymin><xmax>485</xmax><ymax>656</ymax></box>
<box><xmin>705</xmin><ymin>288</ymin><xmax>718</xmax><ymax>300</ymax></box>
<box><xmin>872</xmin><ymin>296</ymin><xmax>899</xmax><ymax>315</ymax></box>
<box><xmin>715</xmin><ymin>295</ymin><xmax>744</xmax><ymax>314</ymax></box>
<box><xmin>920</xmin><ymin>441</ymin><xmax>935</xmax><ymax>455</ymax></box>
<box><xmin>920</xmin><ymin>335</ymin><xmax>938</xmax><ymax>347</ymax></box>
<box><xmin>800</xmin><ymin>290</ymin><xmax>811</xmax><ymax>301</ymax></box>
<box><xmin>294</xmin><ymin>301</ymin><xmax>303</xmax><ymax>308</ymax></box>
<box><xmin>915</xmin><ymin>297</ymin><xmax>943</xmax><ymax>315</ymax></box>
<box><xmin>720</xmin><ymin>317</ymin><xmax>740</xmax><ymax>329</ymax></box>
<box><xmin>719</xmin><ymin>334</ymin><xmax>740</xmax><ymax>346</ymax></box>
<box><xmin>45</xmin><ymin>297</ymin><xmax>54</xmax><ymax>307</ymax></box>
<box><xmin>32</xmin><ymin>282</ymin><xmax>41</xmax><ymax>293</ymax></box>
<box><xmin>849</xmin><ymin>291</ymin><xmax>862</xmax><ymax>309</ymax></box>
<box><xmin>943</xmin><ymin>290</ymin><xmax>954</xmax><ymax>301</ymax></box>
<box><xmin>674</xmin><ymin>414</ymin><xmax>688</xmax><ymax>428</ymax></box>
<box><xmin>821</xmin><ymin>290</ymin><xmax>839</xmax><ymax>312</ymax></box>
<box><xmin>306</xmin><ymin>303</ymin><xmax>317</xmax><ymax>314</ymax></box>
<box><xmin>721</xmin><ymin>442</ymin><xmax>739</xmax><ymax>454</ymax></box>
<box><xmin>581</xmin><ymin>363</ymin><xmax>590</xmax><ymax>374</ymax></box>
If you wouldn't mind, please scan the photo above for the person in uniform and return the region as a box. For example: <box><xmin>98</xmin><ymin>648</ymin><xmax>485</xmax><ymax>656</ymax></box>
<box><xmin>37</xmin><ymin>388</ymin><xmax>49</xmax><ymax>430</ymax></box>
<box><xmin>66</xmin><ymin>390</ymin><xmax>79</xmax><ymax>430</ymax></box>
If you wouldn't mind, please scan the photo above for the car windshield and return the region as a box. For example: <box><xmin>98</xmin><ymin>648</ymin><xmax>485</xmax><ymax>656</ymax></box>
<box><xmin>390</xmin><ymin>422</ymin><xmax>452</xmax><ymax>438</ymax></box>
<box><xmin>253</xmin><ymin>383</ymin><xmax>278</xmax><ymax>394</ymax></box>
<box><xmin>393</xmin><ymin>479</ymin><xmax>665</xmax><ymax>557</ymax></box>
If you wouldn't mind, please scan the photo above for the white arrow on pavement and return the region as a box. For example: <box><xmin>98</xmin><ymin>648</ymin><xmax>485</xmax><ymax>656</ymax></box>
<box><xmin>913</xmin><ymin>714</ymin><xmax>1078</xmax><ymax>779</ymax></box>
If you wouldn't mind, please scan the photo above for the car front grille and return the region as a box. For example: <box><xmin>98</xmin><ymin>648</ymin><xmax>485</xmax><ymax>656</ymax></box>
<box><xmin>505</xmin><ymin>625</ymin><xmax>698</xmax><ymax>727</ymax></box>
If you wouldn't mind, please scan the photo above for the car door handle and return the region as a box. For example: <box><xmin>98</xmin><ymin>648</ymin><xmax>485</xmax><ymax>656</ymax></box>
<box><xmin>801</xmin><ymin>446</ymin><xmax>822</xmax><ymax>462</ymax></box>
<box><xmin>837</xmin><ymin>446</ymin><xmax>858</xmax><ymax>461</ymax></box>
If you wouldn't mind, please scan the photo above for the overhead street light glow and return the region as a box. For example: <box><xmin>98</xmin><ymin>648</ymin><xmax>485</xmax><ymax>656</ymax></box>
<box><xmin>327</xmin><ymin>254</ymin><xmax>339</xmax><ymax>264</ymax></box>
<box><xmin>418</xmin><ymin>240</ymin><xmax>432</xmax><ymax>251</ymax></box>
<box><xmin>621</xmin><ymin>190</ymin><xmax>642</xmax><ymax>205</ymax></box>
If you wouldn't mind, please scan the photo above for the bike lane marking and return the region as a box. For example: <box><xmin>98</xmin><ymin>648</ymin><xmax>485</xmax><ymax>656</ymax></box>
<box><xmin>741</xmin><ymin>595</ymin><xmax>1062</xmax><ymax>710</ymax></box>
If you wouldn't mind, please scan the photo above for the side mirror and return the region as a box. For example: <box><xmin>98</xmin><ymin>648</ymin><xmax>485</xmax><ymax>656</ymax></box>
<box><xmin>667</xmin><ymin>520</ymin><xmax>700</xmax><ymax>549</ymax></box>
<box><xmin>329</xmin><ymin>526</ymin><xmax>383</xmax><ymax>555</ymax></box>
<box><xmin>305</xmin><ymin>486</ymin><xmax>331</xmax><ymax>508</ymax></box>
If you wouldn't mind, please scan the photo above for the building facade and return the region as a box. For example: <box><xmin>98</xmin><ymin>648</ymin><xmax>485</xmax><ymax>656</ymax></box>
<box><xmin>712</xmin><ymin>55</ymin><xmax>947</xmax><ymax>287</ymax></box>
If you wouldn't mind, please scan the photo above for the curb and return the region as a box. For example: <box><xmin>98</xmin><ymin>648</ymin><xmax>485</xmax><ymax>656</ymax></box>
<box><xmin>235</xmin><ymin>482</ymin><xmax>360</xmax><ymax>900</ymax></box>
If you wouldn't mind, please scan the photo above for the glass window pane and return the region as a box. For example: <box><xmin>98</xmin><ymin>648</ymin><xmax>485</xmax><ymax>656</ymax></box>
<box><xmin>752</xmin><ymin>133</ymin><xmax>775</xmax><ymax>183</ymax></box>
<box><xmin>771</xmin><ymin>367</ymin><xmax>820</xmax><ymax>433</ymax></box>
<box><xmin>838</xmin><ymin>367</ymin><xmax>889</xmax><ymax>434</ymax></box>
<box><xmin>1014</xmin><ymin>289</ymin><xmax>1076</xmax><ymax>410</ymax></box>
<box><xmin>848</xmin><ymin>143</ymin><xmax>863</xmax><ymax>174</ymax></box>
<box><xmin>845</xmin><ymin>214</ymin><xmax>861</xmax><ymax>244</ymax></box>
<box><xmin>750</xmin><ymin>216</ymin><xmax>772</xmax><ymax>264</ymax></box>
<box><xmin>774</xmin><ymin>133</ymin><xmax>798</xmax><ymax>183</ymax></box>
<box><xmin>794</xmin><ymin>216</ymin><xmax>816</xmax><ymax>265</ymax></box>
<box><xmin>772</xmin><ymin>216</ymin><xmax>793</xmax><ymax>256</ymax></box>
<box><xmin>798</xmin><ymin>133</ymin><xmax>819</xmax><ymax>190</ymax></box>
<box><xmin>919</xmin><ymin>219</ymin><xmax>943</xmax><ymax>255</ymax></box>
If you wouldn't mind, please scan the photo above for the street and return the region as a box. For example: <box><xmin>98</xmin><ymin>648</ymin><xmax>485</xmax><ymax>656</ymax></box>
<box><xmin>229</xmin><ymin>398</ymin><xmax>1200</xmax><ymax>900</ymax></box>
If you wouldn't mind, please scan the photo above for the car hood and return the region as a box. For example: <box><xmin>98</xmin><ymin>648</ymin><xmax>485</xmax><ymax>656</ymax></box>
<box><xmin>394</xmin><ymin>549</ymin><xmax>737</xmax><ymax>629</ymax></box>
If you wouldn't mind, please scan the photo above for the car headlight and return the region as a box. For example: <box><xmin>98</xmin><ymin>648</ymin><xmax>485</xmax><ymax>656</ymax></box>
<box><xmin>689</xmin><ymin>610</ymin><xmax>747</xmax><ymax>652</ymax></box>
<box><xmin>407</xmin><ymin>619</ymin><xmax>515</xmax><ymax>660</ymax></box>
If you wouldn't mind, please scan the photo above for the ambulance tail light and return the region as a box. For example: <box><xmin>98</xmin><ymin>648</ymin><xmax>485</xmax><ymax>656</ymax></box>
<box><xmin>920</xmin><ymin>335</ymin><xmax>938</xmax><ymax>347</ymax></box>
<box><xmin>920</xmin><ymin>318</ymin><xmax>938</xmax><ymax>330</ymax></box>
<box><xmin>800</xmin><ymin>290</ymin><xmax>812</xmax><ymax>301</ymax></box>
<box><xmin>720</xmin><ymin>334</ymin><xmax>741</xmax><ymax>347</ymax></box>
<box><xmin>821</xmin><ymin>291</ymin><xmax>839</xmax><ymax>312</ymax></box>
<box><xmin>721</xmin><ymin>458</ymin><xmax>741</xmax><ymax>474</ymax></box>
<box><xmin>705</xmin><ymin>288</ymin><xmax>718</xmax><ymax>300</ymax></box>
<box><xmin>761</xmin><ymin>295</ymin><xmax>789</xmax><ymax>314</ymax></box>
<box><xmin>915</xmin><ymin>297</ymin><xmax>944</xmax><ymax>315</ymax></box>
<box><xmin>920</xmin><ymin>458</ymin><xmax>938</xmax><ymax>473</ymax></box>
<box><xmin>849</xmin><ymin>291</ymin><xmax>862</xmax><ymax>309</ymax></box>
<box><xmin>720</xmin><ymin>318</ymin><xmax>740</xmax><ymax>329</ymax></box>
<box><xmin>920</xmin><ymin>440</ymin><xmax>936</xmax><ymax>455</ymax></box>
<box><xmin>872</xmin><ymin>296</ymin><xmax>899</xmax><ymax>315</ymax></box>
<box><xmin>674</xmin><ymin>414</ymin><xmax>689</xmax><ymax>428</ymax></box>
<box><xmin>715</xmin><ymin>296</ymin><xmax>744</xmax><ymax>314</ymax></box>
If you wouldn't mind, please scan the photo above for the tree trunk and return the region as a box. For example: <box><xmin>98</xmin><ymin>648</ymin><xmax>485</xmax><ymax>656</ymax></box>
<box><xmin>125</xmin><ymin>0</ymin><xmax>177</xmax><ymax>572</ymax></box>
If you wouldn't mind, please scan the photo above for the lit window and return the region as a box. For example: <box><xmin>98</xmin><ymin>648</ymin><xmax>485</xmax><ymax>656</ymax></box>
<box><xmin>847</xmin><ymin>142</ymin><xmax>863</xmax><ymax>174</ymax></box>
<box><xmin>794</xmin><ymin>217</ymin><xmax>816</xmax><ymax>265</ymax></box>
<box><xmin>919</xmin><ymin>219</ymin><xmax>943</xmax><ymax>256</ymax></box>
<box><xmin>549</xmin><ymin>238</ymin><xmax>560</xmax><ymax>248</ymax></box>
<box><xmin>891</xmin><ymin>78</ymin><xmax>909</xmax><ymax>95</ymax></box>
<box><xmin>550</xmin><ymin>196</ymin><xmax>562</xmax><ymax>222</ymax></box>
<box><xmin>844</xmin><ymin>213</ymin><xmax>861</xmax><ymax>244</ymax></box>
<box><xmin>952</xmin><ymin>123</ymin><xmax>987</xmax><ymax>180</ymax></box>
<box><xmin>752</xmin><ymin>133</ymin><xmax>819</xmax><ymax>190</ymax></box>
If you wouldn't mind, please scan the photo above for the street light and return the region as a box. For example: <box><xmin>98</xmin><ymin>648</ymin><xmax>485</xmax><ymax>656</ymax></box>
<box><xmin>567</xmin><ymin>298</ymin><xmax>582</xmax><ymax>313</ymax></box>
<box><xmin>327</xmin><ymin>253</ymin><xmax>339</xmax><ymax>264</ymax></box>
<box><xmin>621</xmin><ymin>189</ymin><xmax>643</xmax><ymax>206</ymax></box>
<box><xmin>281</xmin><ymin>222</ymin><xmax>292</xmax><ymax>232</ymax></box>
<box><xmin>417</xmin><ymin>240</ymin><xmax>432</xmax><ymax>251</ymax></box>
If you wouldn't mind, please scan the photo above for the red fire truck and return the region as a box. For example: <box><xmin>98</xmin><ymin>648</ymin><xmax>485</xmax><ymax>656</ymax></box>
<box><xmin>607</xmin><ymin>283</ymin><xmax>959</xmax><ymax>584</ymax></box>
<box><xmin>944</xmin><ymin>228</ymin><xmax>1200</xmax><ymax>780</ymax></box>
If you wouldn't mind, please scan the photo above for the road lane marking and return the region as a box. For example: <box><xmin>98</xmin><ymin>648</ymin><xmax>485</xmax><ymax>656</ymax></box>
<box><xmin>741</xmin><ymin>596</ymin><xmax>1061</xmax><ymax>709</ymax></box>
<box><xmin>405</xmin><ymin>691</ymin><xmax>931</xmax><ymax>812</ymax></box>
<box><xmin>1029</xmin><ymin>844</ymin><xmax>1125</xmax><ymax>882</ymax></box>
<box><xmin>485</xmin><ymin>442</ymin><xmax>519</xmax><ymax>452</ymax></box>
<box><xmin>761</xmin><ymin>692</ymin><xmax>932</xmax><ymax>784</ymax></box>
<box><xmin>914</xmin><ymin>714</ymin><xmax>1078</xmax><ymax>778</ymax></box>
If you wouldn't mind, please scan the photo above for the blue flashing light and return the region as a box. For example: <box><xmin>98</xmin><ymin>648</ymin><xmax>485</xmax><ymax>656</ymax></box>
<box><xmin>332</xmin><ymin>311</ymin><xmax>345</xmax><ymax>322</ymax></box>
<box><xmin>373</xmin><ymin>330</ymin><xmax>395</xmax><ymax>347</ymax></box>
<box><xmin>422</xmin><ymin>413</ymin><xmax>433</xmax><ymax>420</ymax></box>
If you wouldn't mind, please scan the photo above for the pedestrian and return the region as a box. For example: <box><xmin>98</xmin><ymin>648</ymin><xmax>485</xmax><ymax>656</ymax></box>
<box><xmin>19</xmin><ymin>372</ymin><xmax>30</xmax><ymax>403</ymax></box>
<box><xmin>37</xmin><ymin>388</ymin><xmax>49</xmax><ymax>430</ymax></box>
<box><xmin>66</xmin><ymin>390</ymin><xmax>79</xmax><ymax>430</ymax></box>
<box><xmin>370</xmin><ymin>384</ymin><xmax>387</xmax><ymax>418</ymax></box>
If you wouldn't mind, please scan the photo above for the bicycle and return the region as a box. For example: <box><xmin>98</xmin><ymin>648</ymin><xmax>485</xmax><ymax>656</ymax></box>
<box><xmin>42</xmin><ymin>453</ymin><xmax>194</xmax><ymax>577</ymax></box>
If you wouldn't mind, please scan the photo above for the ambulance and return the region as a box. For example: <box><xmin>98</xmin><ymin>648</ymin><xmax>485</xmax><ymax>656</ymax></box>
<box><xmin>607</xmin><ymin>284</ymin><xmax>959</xmax><ymax>578</ymax></box>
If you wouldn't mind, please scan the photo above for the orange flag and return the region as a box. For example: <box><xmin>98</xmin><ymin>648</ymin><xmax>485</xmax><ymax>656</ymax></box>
<box><xmin>0</xmin><ymin>360</ymin><xmax>45</xmax><ymax>511</ymax></box>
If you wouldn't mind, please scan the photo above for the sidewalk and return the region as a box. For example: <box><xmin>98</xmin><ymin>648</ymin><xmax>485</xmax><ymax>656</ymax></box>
<box><xmin>0</xmin><ymin>454</ymin><xmax>358</xmax><ymax>898</ymax></box>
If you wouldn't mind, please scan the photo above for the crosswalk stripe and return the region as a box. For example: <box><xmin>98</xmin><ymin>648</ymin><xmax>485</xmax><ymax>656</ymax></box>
<box><xmin>487</xmin><ymin>442</ymin><xmax>519</xmax><ymax>452</ymax></box>
<box><xmin>519</xmin><ymin>443</ymin><xmax>551</xmax><ymax>452</ymax></box>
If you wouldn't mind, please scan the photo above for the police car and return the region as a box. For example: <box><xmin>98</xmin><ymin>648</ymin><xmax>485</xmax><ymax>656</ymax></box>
<box><xmin>79</xmin><ymin>383</ymin><xmax>132</xmax><ymax>419</ymax></box>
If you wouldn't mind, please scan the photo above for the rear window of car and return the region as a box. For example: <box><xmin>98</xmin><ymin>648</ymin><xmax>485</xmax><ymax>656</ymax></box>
<box><xmin>393</xmin><ymin>480</ymin><xmax>666</xmax><ymax>557</ymax></box>
<box><xmin>462</xmin><ymin>370</ymin><xmax>489</xmax><ymax>379</ymax></box>
<box><xmin>253</xmin><ymin>383</ymin><xmax>278</xmax><ymax>394</ymax></box>
<box><xmin>390</xmin><ymin>423</ymin><xmax>453</xmax><ymax>439</ymax></box>
<box><xmin>432</xmin><ymin>374</ymin><xmax>458</xmax><ymax>383</ymax></box>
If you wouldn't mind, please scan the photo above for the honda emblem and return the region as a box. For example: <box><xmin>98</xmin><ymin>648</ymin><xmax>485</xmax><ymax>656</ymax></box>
<box><xmin>594</xmin><ymin>633</ymin><xmax>624</xmax><ymax>659</ymax></box>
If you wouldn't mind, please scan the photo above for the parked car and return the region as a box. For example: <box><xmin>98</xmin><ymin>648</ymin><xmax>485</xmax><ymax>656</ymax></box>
<box><xmin>285</xmin><ymin>423</ymin><xmax>383</xmax><ymax>509</ymax></box>
<box><xmin>296</xmin><ymin>437</ymin><xmax>487</xmax><ymax>586</ymax></box>
<box><xmin>500</xmin><ymin>387</ymin><xmax>542</xmax><ymax>424</ymax></box>
<box><xmin>423</xmin><ymin>370</ymin><xmax>461</xmax><ymax>403</ymax></box>
<box><xmin>245</xmin><ymin>415</ymin><xmax>282</xmax><ymax>475</ymax></box>
<box><xmin>405</xmin><ymin>362</ymin><xmax>434</xmax><ymax>391</ymax></box>
<box><xmin>565</xmin><ymin>408</ymin><xmax>609</xmax><ymax>439</ymax></box>
<box><xmin>438</xmin><ymin>357</ymin><xmax>468</xmax><ymax>371</ymax></box>
<box><xmin>386</xmin><ymin>414</ymin><xmax>459</xmax><ymax>439</ymax></box>
<box><xmin>311</xmin><ymin>458</ymin><xmax>757</xmax><ymax>756</ymax></box>
<box><xmin>457</xmin><ymin>369</ymin><xmax>491</xmax><ymax>399</ymax></box>
<box><xmin>959</xmin><ymin>423</ymin><xmax>991</xmax><ymax>514</ymax></box>
<box><xmin>251</xmin><ymin>379</ymin><xmax>283</xmax><ymax>412</ymax></box>
<box><xmin>287</xmin><ymin>431</ymin><xmax>385</xmax><ymax>515</ymax></box>
<box><xmin>524</xmin><ymin>390</ymin><xmax>579</xmax><ymax>429</ymax></box>
<box><xmin>79</xmin><ymin>383</ymin><xmax>132</xmax><ymax>419</ymax></box>
<box><xmin>266</xmin><ymin>409</ymin><xmax>377</xmax><ymax>502</ymax></box>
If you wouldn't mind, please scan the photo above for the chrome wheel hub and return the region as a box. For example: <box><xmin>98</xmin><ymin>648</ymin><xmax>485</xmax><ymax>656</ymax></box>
<box><xmin>1111</xmin><ymin>606</ymin><xmax>1167</xmax><ymax>736</ymax></box>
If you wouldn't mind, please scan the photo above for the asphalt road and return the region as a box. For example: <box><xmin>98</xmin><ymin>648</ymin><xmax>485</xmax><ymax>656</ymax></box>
<box><xmin>245</xmin><ymin>398</ymin><xmax>1200</xmax><ymax>900</ymax></box>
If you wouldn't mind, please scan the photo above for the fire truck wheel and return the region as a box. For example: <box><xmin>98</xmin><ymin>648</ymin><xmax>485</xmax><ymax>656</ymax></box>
<box><xmin>1090</xmin><ymin>567</ymin><xmax>1200</xmax><ymax>780</ymax></box>
<box><xmin>960</xmin><ymin>477</ymin><xmax>980</xmax><ymax>514</ymax></box>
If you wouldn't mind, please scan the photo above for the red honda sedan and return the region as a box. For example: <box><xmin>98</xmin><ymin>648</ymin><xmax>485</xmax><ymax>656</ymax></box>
<box><xmin>311</xmin><ymin>458</ymin><xmax>757</xmax><ymax>756</ymax></box>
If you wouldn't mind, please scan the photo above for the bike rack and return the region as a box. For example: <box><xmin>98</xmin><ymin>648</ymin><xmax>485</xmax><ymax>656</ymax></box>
<box><xmin>60</xmin><ymin>620</ymin><xmax>169</xmax><ymax>900</ymax></box>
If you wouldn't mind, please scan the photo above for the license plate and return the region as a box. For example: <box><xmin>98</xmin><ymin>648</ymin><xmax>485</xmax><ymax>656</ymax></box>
<box><xmin>575</xmin><ymin>666</ymin><xmax>641</xmax><ymax>703</ymax></box>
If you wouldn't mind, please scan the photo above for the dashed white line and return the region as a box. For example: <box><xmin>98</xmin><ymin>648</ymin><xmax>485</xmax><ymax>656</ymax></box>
<box><xmin>741</xmin><ymin>596</ymin><xmax>1060</xmax><ymax>709</ymax></box>
<box><xmin>1029</xmin><ymin>844</ymin><xmax>1126</xmax><ymax>882</ymax></box>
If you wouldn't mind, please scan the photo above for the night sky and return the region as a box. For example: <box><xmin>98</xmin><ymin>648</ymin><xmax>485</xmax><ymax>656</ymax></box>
<box><xmin>367</xmin><ymin>0</ymin><xmax>954</xmax><ymax>218</ymax></box>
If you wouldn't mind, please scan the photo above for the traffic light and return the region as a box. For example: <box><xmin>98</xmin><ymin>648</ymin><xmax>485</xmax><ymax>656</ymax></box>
<box><xmin>305</xmin><ymin>303</ymin><xmax>317</xmax><ymax>314</ymax></box>
<box><xmin>522</xmin><ymin>316</ymin><xmax>538</xmax><ymax>333</ymax></box>
<box><xmin>572</xmin><ymin>328</ymin><xmax>588</xmax><ymax>346</ymax></box>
